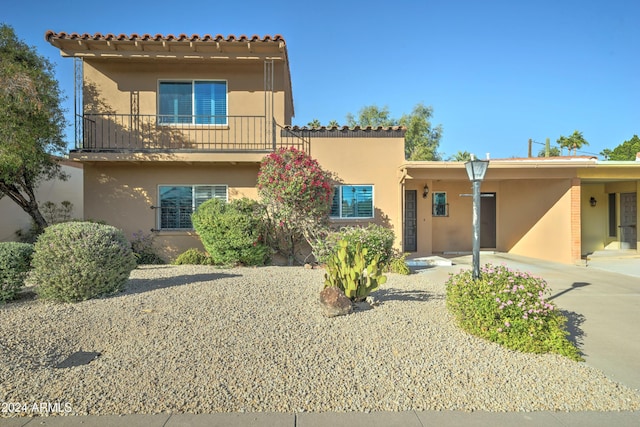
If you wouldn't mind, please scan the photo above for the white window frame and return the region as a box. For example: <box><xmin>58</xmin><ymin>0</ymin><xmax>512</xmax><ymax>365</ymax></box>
<box><xmin>157</xmin><ymin>79</ymin><xmax>228</xmax><ymax>126</ymax></box>
<box><xmin>157</xmin><ymin>184</ymin><xmax>228</xmax><ymax>230</ymax></box>
<box><xmin>330</xmin><ymin>185</ymin><xmax>375</xmax><ymax>219</ymax></box>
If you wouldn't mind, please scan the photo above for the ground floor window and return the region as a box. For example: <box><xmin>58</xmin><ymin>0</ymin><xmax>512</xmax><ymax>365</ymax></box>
<box><xmin>433</xmin><ymin>191</ymin><xmax>448</xmax><ymax>216</ymax></box>
<box><xmin>330</xmin><ymin>185</ymin><xmax>374</xmax><ymax>219</ymax></box>
<box><xmin>158</xmin><ymin>185</ymin><xmax>227</xmax><ymax>229</ymax></box>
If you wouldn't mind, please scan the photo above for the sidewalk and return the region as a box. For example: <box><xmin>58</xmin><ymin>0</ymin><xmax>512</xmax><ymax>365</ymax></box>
<box><xmin>4</xmin><ymin>410</ymin><xmax>640</xmax><ymax>427</ymax></box>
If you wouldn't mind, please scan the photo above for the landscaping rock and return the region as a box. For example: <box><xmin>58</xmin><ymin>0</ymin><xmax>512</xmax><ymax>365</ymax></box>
<box><xmin>319</xmin><ymin>286</ymin><xmax>353</xmax><ymax>317</ymax></box>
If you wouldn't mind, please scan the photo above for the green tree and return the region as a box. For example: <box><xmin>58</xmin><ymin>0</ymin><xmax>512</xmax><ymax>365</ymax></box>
<box><xmin>307</xmin><ymin>118</ymin><xmax>321</xmax><ymax>128</ymax></box>
<box><xmin>0</xmin><ymin>24</ymin><xmax>67</xmax><ymax>234</ymax></box>
<box><xmin>346</xmin><ymin>103</ymin><xmax>443</xmax><ymax>160</ymax></box>
<box><xmin>600</xmin><ymin>135</ymin><xmax>640</xmax><ymax>160</ymax></box>
<box><xmin>557</xmin><ymin>130</ymin><xmax>588</xmax><ymax>155</ymax></box>
<box><xmin>328</xmin><ymin>119</ymin><xmax>340</xmax><ymax>127</ymax></box>
<box><xmin>538</xmin><ymin>146</ymin><xmax>561</xmax><ymax>157</ymax></box>
<box><xmin>449</xmin><ymin>151</ymin><xmax>472</xmax><ymax>161</ymax></box>
<box><xmin>346</xmin><ymin>104</ymin><xmax>395</xmax><ymax>128</ymax></box>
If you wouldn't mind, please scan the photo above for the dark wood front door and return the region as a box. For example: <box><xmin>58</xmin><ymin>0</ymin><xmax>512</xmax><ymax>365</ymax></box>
<box><xmin>481</xmin><ymin>192</ymin><xmax>496</xmax><ymax>248</ymax></box>
<box><xmin>404</xmin><ymin>190</ymin><xmax>417</xmax><ymax>252</ymax></box>
<box><xmin>620</xmin><ymin>192</ymin><xmax>637</xmax><ymax>249</ymax></box>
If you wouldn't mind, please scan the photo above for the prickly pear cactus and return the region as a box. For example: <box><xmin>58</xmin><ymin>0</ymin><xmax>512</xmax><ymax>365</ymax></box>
<box><xmin>324</xmin><ymin>239</ymin><xmax>387</xmax><ymax>301</ymax></box>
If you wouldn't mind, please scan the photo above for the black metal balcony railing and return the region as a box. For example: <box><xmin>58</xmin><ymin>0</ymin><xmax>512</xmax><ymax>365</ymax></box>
<box><xmin>75</xmin><ymin>113</ymin><xmax>310</xmax><ymax>153</ymax></box>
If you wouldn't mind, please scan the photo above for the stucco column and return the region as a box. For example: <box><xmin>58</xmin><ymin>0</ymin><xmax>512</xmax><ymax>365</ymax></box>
<box><xmin>570</xmin><ymin>178</ymin><xmax>582</xmax><ymax>262</ymax></box>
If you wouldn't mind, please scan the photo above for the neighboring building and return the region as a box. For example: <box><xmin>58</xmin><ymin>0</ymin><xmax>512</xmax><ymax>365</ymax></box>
<box><xmin>0</xmin><ymin>159</ymin><xmax>83</xmax><ymax>241</ymax></box>
<box><xmin>46</xmin><ymin>31</ymin><xmax>639</xmax><ymax>264</ymax></box>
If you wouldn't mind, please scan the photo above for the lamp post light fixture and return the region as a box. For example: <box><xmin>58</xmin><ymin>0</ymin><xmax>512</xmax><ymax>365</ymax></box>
<box><xmin>464</xmin><ymin>156</ymin><xmax>489</xmax><ymax>280</ymax></box>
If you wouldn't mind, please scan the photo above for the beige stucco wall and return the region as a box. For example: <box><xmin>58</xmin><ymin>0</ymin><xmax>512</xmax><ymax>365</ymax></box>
<box><xmin>0</xmin><ymin>162</ymin><xmax>83</xmax><ymax>241</ymax></box>
<box><xmin>310</xmin><ymin>136</ymin><xmax>405</xmax><ymax>249</ymax></box>
<box><xmin>80</xmin><ymin>133</ymin><xmax>405</xmax><ymax>261</ymax></box>
<box><xmin>581</xmin><ymin>183</ymin><xmax>609</xmax><ymax>254</ymax></box>
<box><xmin>498</xmin><ymin>179</ymin><xmax>574</xmax><ymax>263</ymax></box>
<box><xmin>403</xmin><ymin>162</ymin><xmax>581</xmax><ymax>264</ymax></box>
<box><xmin>83</xmin><ymin>59</ymin><xmax>291</xmax><ymax>124</ymax></box>
<box><xmin>82</xmin><ymin>162</ymin><xmax>260</xmax><ymax>260</ymax></box>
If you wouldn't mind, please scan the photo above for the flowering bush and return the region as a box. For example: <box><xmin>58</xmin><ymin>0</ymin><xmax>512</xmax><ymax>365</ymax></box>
<box><xmin>445</xmin><ymin>264</ymin><xmax>582</xmax><ymax>361</ymax></box>
<box><xmin>257</xmin><ymin>147</ymin><xmax>334</xmax><ymax>263</ymax></box>
<box><xmin>29</xmin><ymin>222</ymin><xmax>136</xmax><ymax>302</ymax></box>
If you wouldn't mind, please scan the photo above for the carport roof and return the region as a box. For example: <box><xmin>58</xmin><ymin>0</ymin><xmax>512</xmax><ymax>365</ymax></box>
<box><xmin>400</xmin><ymin>157</ymin><xmax>640</xmax><ymax>181</ymax></box>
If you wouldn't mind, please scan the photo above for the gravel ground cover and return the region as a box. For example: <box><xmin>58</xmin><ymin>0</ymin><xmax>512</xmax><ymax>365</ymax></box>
<box><xmin>1</xmin><ymin>265</ymin><xmax>639</xmax><ymax>417</ymax></box>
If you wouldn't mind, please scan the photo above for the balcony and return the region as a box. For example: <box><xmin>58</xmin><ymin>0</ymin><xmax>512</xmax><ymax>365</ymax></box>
<box><xmin>74</xmin><ymin>113</ymin><xmax>310</xmax><ymax>153</ymax></box>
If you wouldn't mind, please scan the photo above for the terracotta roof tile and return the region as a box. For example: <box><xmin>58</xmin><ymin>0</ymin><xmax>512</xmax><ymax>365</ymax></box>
<box><xmin>286</xmin><ymin>125</ymin><xmax>405</xmax><ymax>132</ymax></box>
<box><xmin>45</xmin><ymin>31</ymin><xmax>285</xmax><ymax>43</ymax></box>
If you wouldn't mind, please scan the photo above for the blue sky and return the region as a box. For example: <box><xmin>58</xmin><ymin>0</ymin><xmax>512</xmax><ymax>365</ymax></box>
<box><xmin>4</xmin><ymin>0</ymin><xmax>638</xmax><ymax>159</ymax></box>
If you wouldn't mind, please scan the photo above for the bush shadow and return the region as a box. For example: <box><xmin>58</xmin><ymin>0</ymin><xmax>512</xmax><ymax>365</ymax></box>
<box><xmin>122</xmin><ymin>271</ymin><xmax>242</xmax><ymax>296</ymax></box>
<box><xmin>374</xmin><ymin>287</ymin><xmax>436</xmax><ymax>303</ymax></box>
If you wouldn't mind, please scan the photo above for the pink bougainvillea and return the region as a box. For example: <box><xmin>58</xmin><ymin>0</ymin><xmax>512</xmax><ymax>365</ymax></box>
<box><xmin>257</xmin><ymin>147</ymin><xmax>334</xmax><ymax>262</ymax></box>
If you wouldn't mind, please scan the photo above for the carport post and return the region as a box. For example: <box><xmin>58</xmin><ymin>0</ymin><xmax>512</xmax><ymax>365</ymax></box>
<box><xmin>465</xmin><ymin>157</ymin><xmax>489</xmax><ymax>280</ymax></box>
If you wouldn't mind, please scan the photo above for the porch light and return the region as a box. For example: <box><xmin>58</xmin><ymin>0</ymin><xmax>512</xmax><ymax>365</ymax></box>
<box><xmin>423</xmin><ymin>184</ymin><xmax>429</xmax><ymax>199</ymax></box>
<box><xmin>464</xmin><ymin>156</ymin><xmax>490</xmax><ymax>280</ymax></box>
<box><xmin>590</xmin><ymin>197</ymin><xmax>597</xmax><ymax>207</ymax></box>
<box><xmin>464</xmin><ymin>157</ymin><xmax>489</xmax><ymax>182</ymax></box>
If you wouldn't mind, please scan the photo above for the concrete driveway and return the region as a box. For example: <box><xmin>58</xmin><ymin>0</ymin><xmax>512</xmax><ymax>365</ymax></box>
<box><xmin>424</xmin><ymin>251</ymin><xmax>640</xmax><ymax>392</ymax></box>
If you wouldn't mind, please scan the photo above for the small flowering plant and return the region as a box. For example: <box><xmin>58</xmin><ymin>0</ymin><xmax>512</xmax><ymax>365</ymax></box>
<box><xmin>445</xmin><ymin>264</ymin><xmax>583</xmax><ymax>361</ymax></box>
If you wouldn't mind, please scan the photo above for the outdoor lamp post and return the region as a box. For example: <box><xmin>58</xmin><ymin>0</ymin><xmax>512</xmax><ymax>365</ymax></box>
<box><xmin>464</xmin><ymin>156</ymin><xmax>489</xmax><ymax>280</ymax></box>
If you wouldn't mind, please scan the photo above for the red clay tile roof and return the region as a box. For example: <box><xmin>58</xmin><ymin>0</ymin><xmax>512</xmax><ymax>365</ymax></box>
<box><xmin>286</xmin><ymin>125</ymin><xmax>405</xmax><ymax>132</ymax></box>
<box><xmin>45</xmin><ymin>31</ymin><xmax>285</xmax><ymax>43</ymax></box>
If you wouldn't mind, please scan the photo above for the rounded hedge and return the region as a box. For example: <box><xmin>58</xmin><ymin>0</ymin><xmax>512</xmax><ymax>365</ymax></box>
<box><xmin>173</xmin><ymin>248</ymin><xmax>213</xmax><ymax>265</ymax></box>
<box><xmin>192</xmin><ymin>197</ymin><xmax>269</xmax><ymax>266</ymax></box>
<box><xmin>30</xmin><ymin>222</ymin><xmax>137</xmax><ymax>302</ymax></box>
<box><xmin>0</xmin><ymin>242</ymin><xmax>34</xmax><ymax>303</ymax></box>
<box><xmin>320</xmin><ymin>224</ymin><xmax>395</xmax><ymax>267</ymax></box>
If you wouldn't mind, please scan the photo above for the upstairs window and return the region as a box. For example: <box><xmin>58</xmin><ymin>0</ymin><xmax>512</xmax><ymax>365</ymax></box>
<box><xmin>158</xmin><ymin>81</ymin><xmax>227</xmax><ymax>125</ymax></box>
<box><xmin>330</xmin><ymin>185</ymin><xmax>374</xmax><ymax>219</ymax></box>
<box><xmin>158</xmin><ymin>185</ymin><xmax>227</xmax><ymax>229</ymax></box>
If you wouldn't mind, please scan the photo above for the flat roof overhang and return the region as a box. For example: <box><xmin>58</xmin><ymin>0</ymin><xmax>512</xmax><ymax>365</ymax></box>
<box><xmin>400</xmin><ymin>159</ymin><xmax>640</xmax><ymax>182</ymax></box>
<box><xmin>69</xmin><ymin>151</ymin><xmax>268</xmax><ymax>165</ymax></box>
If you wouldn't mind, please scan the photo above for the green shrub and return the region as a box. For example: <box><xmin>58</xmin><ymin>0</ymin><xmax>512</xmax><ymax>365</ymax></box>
<box><xmin>192</xmin><ymin>198</ymin><xmax>269</xmax><ymax>266</ymax></box>
<box><xmin>173</xmin><ymin>248</ymin><xmax>214</xmax><ymax>265</ymax></box>
<box><xmin>320</xmin><ymin>224</ymin><xmax>395</xmax><ymax>267</ymax></box>
<box><xmin>0</xmin><ymin>242</ymin><xmax>34</xmax><ymax>303</ymax></box>
<box><xmin>130</xmin><ymin>230</ymin><xmax>165</xmax><ymax>265</ymax></box>
<box><xmin>445</xmin><ymin>264</ymin><xmax>583</xmax><ymax>361</ymax></box>
<box><xmin>324</xmin><ymin>240</ymin><xmax>387</xmax><ymax>301</ymax></box>
<box><xmin>29</xmin><ymin>222</ymin><xmax>137</xmax><ymax>302</ymax></box>
<box><xmin>386</xmin><ymin>251</ymin><xmax>411</xmax><ymax>275</ymax></box>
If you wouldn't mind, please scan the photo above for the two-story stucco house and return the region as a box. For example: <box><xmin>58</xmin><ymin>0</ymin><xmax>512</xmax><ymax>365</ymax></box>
<box><xmin>46</xmin><ymin>31</ymin><xmax>640</xmax><ymax>265</ymax></box>
<box><xmin>45</xmin><ymin>32</ymin><xmax>405</xmax><ymax>261</ymax></box>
